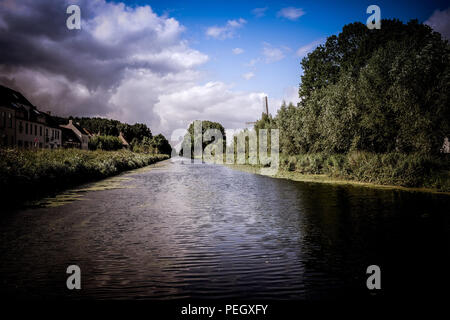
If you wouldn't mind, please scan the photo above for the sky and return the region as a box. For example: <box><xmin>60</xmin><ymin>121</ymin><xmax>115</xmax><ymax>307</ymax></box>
<box><xmin>0</xmin><ymin>0</ymin><xmax>449</xmax><ymax>143</ymax></box>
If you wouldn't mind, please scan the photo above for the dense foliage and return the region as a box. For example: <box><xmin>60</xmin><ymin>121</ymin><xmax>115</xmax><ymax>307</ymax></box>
<box><xmin>248</xmin><ymin>19</ymin><xmax>450</xmax><ymax>191</ymax></box>
<box><xmin>131</xmin><ymin>134</ymin><xmax>172</xmax><ymax>155</ymax></box>
<box><xmin>88</xmin><ymin>135</ymin><xmax>123</xmax><ymax>151</ymax></box>
<box><xmin>181</xmin><ymin>120</ymin><xmax>226</xmax><ymax>157</ymax></box>
<box><xmin>258</xmin><ymin>19</ymin><xmax>449</xmax><ymax>155</ymax></box>
<box><xmin>280</xmin><ymin>152</ymin><xmax>450</xmax><ymax>191</ymax></box>
<box><xmin>0</xmin><ymin>148</ymin><xmax>169</xmax><ymax>204</ymax></box>
<box><xmin>70</xmin><ymin>117</ymin><xmax>153</xmax><ymax>143</ymax></box>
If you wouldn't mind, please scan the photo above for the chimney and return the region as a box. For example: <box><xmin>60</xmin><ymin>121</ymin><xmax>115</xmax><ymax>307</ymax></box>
<box><xmin>69</xmin><ymin>119</ymin><xmax>73</xmax><ymax>125</ymax></box>
<box><xmin>47</xmin><ymin>111</ymin><xmax>51</xmax><ymax>115</ymax></box>
<box><xmin>265</xmin><ymin>96</ymin><xmax>269</xmax><ymax>115</ymax></box>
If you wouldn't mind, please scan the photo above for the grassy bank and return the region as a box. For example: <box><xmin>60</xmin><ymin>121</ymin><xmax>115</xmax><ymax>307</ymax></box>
<box><xmin>0</xmin><ymin>148</ymin><xmax>169</xmax><ymax>205</ymax></box>
<box><xmin>231</xmin><ymin>152</ymin><xmax>450</xmax><ymax>193</ymax></box>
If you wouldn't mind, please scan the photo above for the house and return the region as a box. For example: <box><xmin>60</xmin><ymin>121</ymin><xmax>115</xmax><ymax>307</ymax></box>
<box><xmin>118</xmin><ymin>132</ymin><xmax>130</xmax><ymax>149</ymax></box>
<box><xmin>60</xmin><ymin>127</ymin><xmax>82</xmax><ymax>149</ymax></box>
<box><xmin>0</xmin><ymin>85</ymin><xmax>61</xmax><ymax>149</ymax></box>
<box><xmin>60</xmin><ymin>119</ymin><xmax>90</xmax><ymax>150</ymax></box>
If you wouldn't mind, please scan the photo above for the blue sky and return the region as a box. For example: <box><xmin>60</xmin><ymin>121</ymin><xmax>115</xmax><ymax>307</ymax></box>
<box><xmin>115</xmin><ymin>0</ymin><xmax>450</xmax><ymax>103</ymax></box>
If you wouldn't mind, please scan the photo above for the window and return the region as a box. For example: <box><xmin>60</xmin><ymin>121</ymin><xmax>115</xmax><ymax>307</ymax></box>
<box><xmin>8</xmin><ymin>113</ymin><xmax>12</xmax><ymax>128</ymax></box>
<box><xmin>45</xmin><ymin>128</ymin><xmax>48</xmax><ymax>136</ymax></box>
<box><xmin>34</xmin><ymin>125</ymin><xmax>37</xmax><ymax>136</ymax></box>
<box><xmin>25</xmin><ymin>123</ymin><xmax>28</xmax><ymax>135</ymax></box>
<box><xmin>19</xmin><ymin>121</ymin><xmax>23</xmax><ymax>133</ymax></box>
<box><xmin>40</xmin><ymin>126</ymin><xmax>42</xmax><ymax>136</ymax></box>
<box><xmin>18</xmin><ymin>140</ymin><xmax>22</xmax><ymax>147</ymax></box>
<box><xmin>1</xmin><ymin>112</ymin><xmax>4</xmax><ymax>128</ymax></box>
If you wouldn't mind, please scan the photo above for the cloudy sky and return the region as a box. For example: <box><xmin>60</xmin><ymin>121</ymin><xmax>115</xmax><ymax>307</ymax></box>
<box><xmin>0</xmin><ymin>0</ymin><xmax>449</xmax><ymax>141</ymax></box>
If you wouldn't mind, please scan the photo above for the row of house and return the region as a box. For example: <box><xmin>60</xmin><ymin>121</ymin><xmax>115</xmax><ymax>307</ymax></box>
<box><xmin>0</xmin><ymin>85</ymin><xmax>128</xmax><ymax>150</ymax></box>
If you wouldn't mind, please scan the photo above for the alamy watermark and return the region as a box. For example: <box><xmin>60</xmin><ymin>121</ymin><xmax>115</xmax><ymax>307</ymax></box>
<box><xmin>366</xmin><ymin>5</ymin><xmax>381</xmax><ymax>29</ymax></box>
<box><xmin>171</xmin><ymin>120</ymin><xmax>280</xmax><ymax>176</ymax></box>
<box><xmin>66</xmin><ymin>265</ymin><xmax>81</xmax><ymax>290</ymax></box>
<box><xmin>366</xmin><ymin>265</ymin><xmax>381</xmax><ymax>290</ymax></box>
<box><xmin>66</xmin><ymin>5</ymin><xmax>81</xmax><ymax>30</ymax></box>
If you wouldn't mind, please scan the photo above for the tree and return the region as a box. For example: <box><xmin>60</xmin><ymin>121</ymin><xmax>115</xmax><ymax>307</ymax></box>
<box><xmin>150</xmin><ymin>134</ymin><xmax>172</xmax><ymax>155</ymax></box>
<box><xmin>287</xmin><ymin>19</ymin><xmax>450</xmax><ymax>155</ymax></box>
<box><xmin>181</xmin><ymin>120</ymin><xmax>226</xmax><ymax>158</ymax></box>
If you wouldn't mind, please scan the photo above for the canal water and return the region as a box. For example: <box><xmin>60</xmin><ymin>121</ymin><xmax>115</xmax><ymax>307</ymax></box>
<box><xmin>0</xmin><ymin>159</ymin><xmax>448</xmax><ymax>299</ymax></box>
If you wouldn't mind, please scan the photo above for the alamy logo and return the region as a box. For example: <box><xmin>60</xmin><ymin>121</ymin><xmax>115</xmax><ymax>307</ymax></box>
<box><xmin>366</xmin><ymin>5</ymin><xmax>381</xmax><ymax>29</ymax></box>
<box><xmin>366</xmin><ymin>265</ymin><xmax>381</xmax><ymax>290</ymax></box>
<box><xmin>173</xmin><ymin>120</ymin><xmax>280</xmax><ymax>176</ymax></box>
<box><xmin>66</xmin><ymin>5</ymin><xmax>81</xmax><ymax>30</ymax></box>
<box><xmin>66</xmin><ymin>265</ymin><xmax>81</xmax><ymax>290</ymax></box>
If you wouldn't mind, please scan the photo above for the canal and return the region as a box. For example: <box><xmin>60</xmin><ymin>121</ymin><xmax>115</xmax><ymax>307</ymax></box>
<box><xmin>0</xmin><ymin>159</ymin><xmax>448</xmax><ymax>299</ymax></box>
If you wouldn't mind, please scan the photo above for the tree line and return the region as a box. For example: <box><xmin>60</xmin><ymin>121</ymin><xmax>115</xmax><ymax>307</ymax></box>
<box><xmin>256</xmin><ymin>19</ymin><xmax>449</xmax><ymax>156</ymax></box>
<box><xmin>54</xmin><ymin>116</ymin><xmax>171</xmax><ymax>155</ymax></box>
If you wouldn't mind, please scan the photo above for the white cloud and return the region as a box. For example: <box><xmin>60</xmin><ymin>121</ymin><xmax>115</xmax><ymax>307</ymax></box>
<box><xmin>262</xmin><ymin>43</ymin><xmax>285</xmax><ymax>63</ymax></box>
<box><xmin>206</xmin><ymin>18</ymin><xmax>247</xmax><ymax>40</ymax></box>
<box><xmin>227</xmin><ymin>18</ymin><xmax>246</xmax><ymax>28</ymax></box>
<box><xmin>277</xmin><ymin>7</ymin><xmax>305</xmax><ymax>21</ymax></box>
<box><xmin>232</xmin><ymin>48</ymin><xmax>244</xmax><ymax>55</ymax></box>
<box><xmin>425</xmin><ymin>7</ymin><xmax>450</xmax><ymax>40</ymax></box>
<box><xmin>296</xmin><ymin>38</ymin><xmax>325</xmax><ymax>57</ymax></box>
<box><xmin>245</xmin><ymin>58</ymin><xmax>260</xmax><ymax>67</ymax></box>
<box><xmin>242</xmin><ymin>72</ymin><xmax>255</xmax><ymax>80</ymax></box>
<box><xmin>154</xmin><ymin>82</ymin><xmax>266</xmax><ymax>135</ymax></box>
<box><xmin>0</xmin><ymin>1</ymin><xmax>267</xmax><ymax>140</ymax></box>
<box><xmin>252</xmin><ymin>7</ymin><xmax>268</xmax><ymax>18</ymax></box>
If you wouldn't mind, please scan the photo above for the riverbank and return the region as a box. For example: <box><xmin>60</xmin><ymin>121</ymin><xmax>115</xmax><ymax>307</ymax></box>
<box><xmin>0</xmin><ymin>148</ymin><xmax>169</xmax><ymax>206</ymax></box>
<box><xmin>227</xmin><ymin>152</ymin><xmax>450</xmax><ymax>195</ymax></box>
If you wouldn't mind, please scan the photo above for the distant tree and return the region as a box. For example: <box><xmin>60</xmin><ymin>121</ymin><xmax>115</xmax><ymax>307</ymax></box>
<box><xmin>88</xmin><ymin>135</ymin><xmax>123</xmax><ymax>151</ymax></box>
<box><xmin>181</xmin><ymin>120</ymin><xmax>226</xmax><ymax>158</ymax></box>
<box><xmin>150</xmin><ymin>134</ymin><xmax>172</xmax><ymax>155</ymax></box>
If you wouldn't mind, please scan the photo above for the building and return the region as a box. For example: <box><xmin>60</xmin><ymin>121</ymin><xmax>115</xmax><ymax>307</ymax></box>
<box><xmin>0</xmin><ymin>85</ymin><xmax>61</xmax><ymax>149</ymax></box>
<box><xmin>59</xmin><ymin>119</ymin><xmax>90</xmax><ymax>150</ymax></box>
<box><xmin>119</xmin><ymin>132</ymin><xmax>130</xmax><ymax>149</ymax></box>
<box><xmin>60</xmin><ymin>126</ymin><xmax>82</xmax><ymax>149</ymax></box>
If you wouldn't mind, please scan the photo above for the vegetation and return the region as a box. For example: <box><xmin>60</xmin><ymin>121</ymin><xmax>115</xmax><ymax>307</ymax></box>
<box><xmin>280</xmin><ymin>152</ymin><xmax>450</xmax><ymax>191</ymax></box>
<box><xmin>131</xmin><ymin>134</ymin><xmax>172</xmax><ymax>155</ymax></box>
<box><xmin>181</xmin><ymin>120</ymin><xmax>226</xmax><ymax>157</ymax></box>
<box><xmin>88</xmin><ymin>135</ymin><xmax>123</xmax><ymax>151</ymax></box>
<box><xmin>54</xmin><ymin>115</ymin><xmax>172</xmax><ymax>153</ymax></box>
<box><xmin>71</xmin><ymin>117</ymin><xmax>153</xmax><ymax>143</ymax></box>
<box><xmin>53</xmin><ymin>116</ymin><xmax>154</xmax><ymax>144</ymax></box>
<box><xmin>0</xmin><ymin>148</ymin><xmax>169</xmax><ymax>204</ymax></box>
<box><xmin>250</xmin><ymin>19</ymin><xmax>450</xmax><ymax>191</ymax></box>
<box><xmin>256</xmin><ymin>19</ymin><xmax>449</xmax><ymax>155</ymax></box>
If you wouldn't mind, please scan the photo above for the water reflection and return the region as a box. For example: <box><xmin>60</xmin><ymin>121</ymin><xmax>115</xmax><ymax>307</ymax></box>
<box><xmin>0</xmin><ymin>160</ymin><xmax>448</xmax><ymax>299</ymax></box>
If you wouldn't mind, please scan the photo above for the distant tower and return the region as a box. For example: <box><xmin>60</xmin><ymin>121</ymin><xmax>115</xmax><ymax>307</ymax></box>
<box><xmin>263</xmin><ymin>96</ymin><xmax>269</xmax><ymax>115</ymax></box>
<box><xmin>245</xmin><ymin>95</ymin><xmax>269</xmax><ymax>126</ymax></box>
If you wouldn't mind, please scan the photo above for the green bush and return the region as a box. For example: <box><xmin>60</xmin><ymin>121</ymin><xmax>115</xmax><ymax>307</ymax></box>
<box><xmin>88</xmin><ymin>135</ymin><xmax>123</xmax><ymax>151</ymax></box>
<box><xmin>279</xmin><ymin>152</ymin><xmax>450</xmax><ymax>191</ymax></box>
<box><xmin>0</xmin><ymin>148</ymin><xmax>169</xmax><ymax>203</ymax></box>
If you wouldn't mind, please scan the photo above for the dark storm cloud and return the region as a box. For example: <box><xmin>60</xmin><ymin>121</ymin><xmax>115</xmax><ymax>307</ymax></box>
<box><xmin>0</xmin><ymin>0</ymin><xmax>207</xmax><ymax>121</ymax></box>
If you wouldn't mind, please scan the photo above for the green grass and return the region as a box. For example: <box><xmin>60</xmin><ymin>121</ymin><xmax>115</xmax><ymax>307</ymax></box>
<box><xmin>279</xmin><ymin>152</ymin><xmax>450</xmax><ymax>192</ymax></box>
<box><xmin>0</xmin><ymin>148</ymin><xmax>169</xmax><ymax>204</ymax></box>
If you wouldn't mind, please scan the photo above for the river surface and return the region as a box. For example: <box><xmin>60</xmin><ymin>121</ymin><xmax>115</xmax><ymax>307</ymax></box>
<box><xmin>0</xmin><ymin>159</ymin><xmax>449</xmax><ymax>300</ymax></box>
